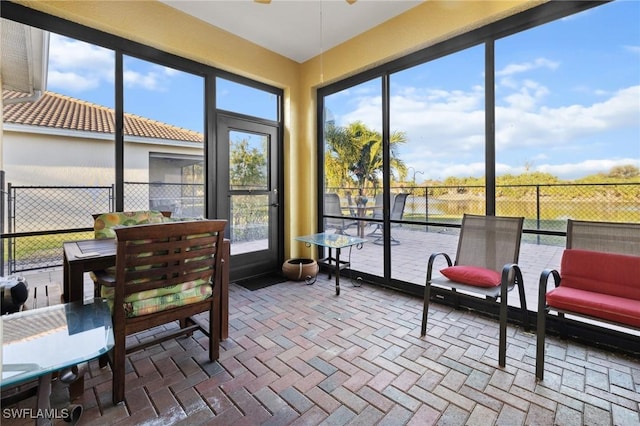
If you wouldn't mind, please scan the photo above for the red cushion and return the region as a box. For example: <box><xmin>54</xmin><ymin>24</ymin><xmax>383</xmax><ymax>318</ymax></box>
<box><xmin>561</xmin><ymin>249</ymin><xmax>640</xmax><ymax>300</ymax></box>
<box><xmin>546</xmin><ymin>286</ymin><xmax>640</xmax><ymax>328</ymax></box>
<box><xmin>440</xmin><ymin>265</ymin><xmax>501</xmax><ymax>288</ymax></box>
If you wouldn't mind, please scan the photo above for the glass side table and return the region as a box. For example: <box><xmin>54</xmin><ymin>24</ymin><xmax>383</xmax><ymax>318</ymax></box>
<box><xmin>295</xmin><ymin>232</ymin><xmax>367</xmax><ymax>295</ymax></box>
<box><xmin>1</xmin><ymin>298</ymin><xmax>114</xmax><ymax>425</ymax></box>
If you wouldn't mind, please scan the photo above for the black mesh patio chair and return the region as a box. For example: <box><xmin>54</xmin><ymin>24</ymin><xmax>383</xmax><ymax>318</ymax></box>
<box><xmin>421</xmin><ymin>214</ymin><xmax>528</xmax><ymax>367</ymax></box>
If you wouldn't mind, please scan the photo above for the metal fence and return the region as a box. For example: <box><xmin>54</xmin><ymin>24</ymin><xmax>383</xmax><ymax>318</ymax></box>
<box><xmin>2</xmin><ymin>181</ymin><xmax>638</xmax><ymax>274</ymax></box>
<box><xmin>327</xmin><ymin>182</ymin><xmax>640</xmax><ymax>246</ymax></box>
<box><xmin>124</xmin><ymin>181</ymin><xmax>204</xmax><ymax>218</ymax></box>
<box><xmin>0</xmin><ymin>180</ymin><xmax>203</xmax><ymax>275</ymax></box>
<box><xmin>328</xmin><ymin>182</ymin><xmax>639</xmax><ymax>227</ymax></box>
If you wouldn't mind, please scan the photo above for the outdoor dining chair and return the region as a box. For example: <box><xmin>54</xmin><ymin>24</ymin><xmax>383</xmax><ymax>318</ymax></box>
<box><xmin>94</xmin><ymin>219</ymin><xmax>227</xmax><ymax>403</ymax></box>
<box><xmin>371</xmin><ymin>193</ymin><xmax>409</xmax><ymax>245</ymax></box>
<box><xmin>421</xmin><ymin>214</ymin><xmax>528</xmax><ymax>367</ymax></box>
<box><xmin>324</xmin><ymin>193</ymin><xmax>358</xmax><ymax>234</ymax></box>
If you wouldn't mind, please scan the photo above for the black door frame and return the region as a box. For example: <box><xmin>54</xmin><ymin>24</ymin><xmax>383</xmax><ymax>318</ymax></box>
<box><xmin>216</xmin><ymin>112</ymin><xmax>283</xmax><ymax>282</ymax></box>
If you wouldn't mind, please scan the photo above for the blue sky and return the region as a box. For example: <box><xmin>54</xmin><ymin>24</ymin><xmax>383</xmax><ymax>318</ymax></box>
<box><xmin>45</xmin><ymin>1</ymin><xmax>639</xmax><ymax>181</ymax></box>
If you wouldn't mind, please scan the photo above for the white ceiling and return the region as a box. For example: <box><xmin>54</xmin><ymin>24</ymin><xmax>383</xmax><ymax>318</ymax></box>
<box><xmin>161</xmin><ymin>0</ymin><xmax>425</xmax><ymax>63</ymax></box>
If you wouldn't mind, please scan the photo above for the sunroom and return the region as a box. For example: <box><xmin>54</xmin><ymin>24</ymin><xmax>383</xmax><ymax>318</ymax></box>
<box><xmin>1</xmin><ymin>1</ymin><xmax>638</xmax><ymax>424</ymax></box>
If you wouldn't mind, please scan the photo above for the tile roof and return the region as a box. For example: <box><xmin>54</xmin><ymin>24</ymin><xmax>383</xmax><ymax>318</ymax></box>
<box><xmin>2</xmin><ymin>90</ymin><xmax>203</xmax><ymax>143</ymax></box>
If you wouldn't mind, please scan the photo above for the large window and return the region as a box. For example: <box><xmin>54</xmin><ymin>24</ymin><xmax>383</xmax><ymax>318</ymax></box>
<box><xmin>389</xmin><ymin>45</ymin><xmax>485</xmax><ymax>284</ymax></box>
<box><xmin>495</xmin><ymin>0</ymin><xmax>640</xmax><ymax>238</ymax></box>
<box><xmin>123</xmin><ymin>55</ymin><xmax>205</xmax><ymax>218</ymax></box>
<box><xmin>319</xmin><ymin>1</ymin><xmax>639</xmax><ymax>292</ymax></box>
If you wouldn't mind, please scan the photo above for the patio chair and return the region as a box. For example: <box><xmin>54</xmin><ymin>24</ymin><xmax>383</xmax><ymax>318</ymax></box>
<box><xmin>372</xmin><ymin>193</ymin><xmax>409</xmax><ymax>245</ymax></box>
<box><xmin>94</xmin><ymin>219</ymin><xmax>227</xmax><ymax>403</ymax></box>
<box><xmin>421</xmin><ymin>214</ymin><xmax>528</xmax><ymax>367</ymax></box>
<box><xmin>324</xmin><ymin>193</ymin><xmax>358</xmax><ymax>234</ymax></box>
<box><xmin>535</xmin><ymin>219</ymin><xmax>640</xmax><ymax>380</ymax></box>
<box><xmin>368</xmin><ymin>193</ymin><xmax>390</xmax><ymax>237</ymax></box>
<box><xmin>89</xmin><ymin>211</ymin><xmax>173</xmax><ymax>296</ymax></box>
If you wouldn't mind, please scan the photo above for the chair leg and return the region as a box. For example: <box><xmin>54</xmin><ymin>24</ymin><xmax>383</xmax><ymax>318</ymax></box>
<box><xmin>512</xmin><ymin>267</ymin><xmax>528</xmax><ymax>332</ymax></box>
<box><xmin>536</xmin><ymin>299</ymin><xmax>546</xmax><ymax>381</ymax></box>
<box><xmin>209</xmin><ymin>301</ymin><xmax>220</xmax><ymax>361</ymax></box>
<box><xmin>367</xmin><ymin>223</ymin><xmax>382</xmax><ymax>237</ymax></box>
<box><xmin>558</xmin><ymin>312</ymin><xmax>567</xmax><ymax>339</ymax></box>
<box><xmin>421</xmin><ymin>283</ymin><xmax>431</xmax><ymax>336</ymax></box>
<box><xmin>498</xmin><ymin>281</ymin><xmax>509</xmax><ymax>368</ymax></box>
<box><xmin>112</xmin><ymin>333</ymin><xmax>126</xmax><ymax>404</ymax></box>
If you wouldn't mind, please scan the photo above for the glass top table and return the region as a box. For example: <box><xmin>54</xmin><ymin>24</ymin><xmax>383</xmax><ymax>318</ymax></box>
<box><xmin>1</xmin><ymin>299</ymin><xmax>114</xmax><ymax>421</ymax></box>
<box><xmin>295</xmin><ymin>232</ymin><xmax>367</xmax><ymax>295</ymax></box>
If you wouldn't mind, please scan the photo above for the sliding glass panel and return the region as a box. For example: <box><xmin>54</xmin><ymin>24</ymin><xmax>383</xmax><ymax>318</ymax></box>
<box><xmin>123</xmin><ymin>56</ymin><xmax>205</xmax><ymax>218</ymax></box>
<box><xmin>495</xmin><ymin>0</ymin><xmax>640</xmax><ymax>245</ymax></box>
<box><xmin>389</xmin><ymin>45</ymin><xmax>485</xmax><ymax>284</ymax></box>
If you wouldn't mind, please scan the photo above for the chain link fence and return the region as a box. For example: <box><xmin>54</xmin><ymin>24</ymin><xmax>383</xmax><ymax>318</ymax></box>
<box><xmin>1</xmin><ymin>181</ymin><xmax>204</xmax><ymax>274</ymax></box>
<box><xmin>4</xmin><ymin>184</ymin><xmax>114</xmax><ymax>273</ymax></box>
<box><xmin>124</xmin><ymin>181</ymin><xmax>204</xmax><ymax>218</ymax></box>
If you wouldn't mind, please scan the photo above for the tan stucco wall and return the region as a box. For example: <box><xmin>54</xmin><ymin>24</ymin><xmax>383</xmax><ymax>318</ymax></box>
<box><xmin>10</xmin><ymin>0</ymin><xmax>543</xmax><ymax>258</ymax></box>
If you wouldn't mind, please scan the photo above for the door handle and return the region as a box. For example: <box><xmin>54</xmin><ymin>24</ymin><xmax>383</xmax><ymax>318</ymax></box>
<box><xmin>270</xmin><ymin>203</ymin><xmax>279</xmax><ymax>207</ymax></box>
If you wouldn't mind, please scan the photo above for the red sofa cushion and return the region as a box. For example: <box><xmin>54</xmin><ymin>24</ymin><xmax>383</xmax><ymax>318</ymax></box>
<box><xmin>560</xmin><ymin>249</ymin><xmax>640</xmax><ymax>301</ymax></box>
<box><xmin>440</xmin><ymin>265</ymin><xmax>501</xmax><ymax>288</ymax></box>
<box><xmin>546</xmin><ymin>286</ymin><xmax>640</xmax><ymax>328</ymax></box>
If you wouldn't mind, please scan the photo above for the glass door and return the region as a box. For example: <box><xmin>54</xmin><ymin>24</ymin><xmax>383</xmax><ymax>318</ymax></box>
<box><xmin>217</xmin><ymin>114</ymin><xmax>281</xmax><ymax>280</ymax></box>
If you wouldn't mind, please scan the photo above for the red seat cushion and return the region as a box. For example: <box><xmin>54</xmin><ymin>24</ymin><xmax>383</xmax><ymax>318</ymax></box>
<box><xmin>560</xmin><ymin>249</ymin><xmax>640</xmax><ymax>300</ymax></box>
<box><xmin>546</xmin><ymin>286</ymin><xmax>640</xmax><ymax>328</ymax></box>
<box><xmin>440</xmin><ymin>265</ymin><xmax>501</xmax><ymax>288</ymax></box>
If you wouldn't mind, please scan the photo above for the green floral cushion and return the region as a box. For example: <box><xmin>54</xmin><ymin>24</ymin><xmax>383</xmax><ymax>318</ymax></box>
<box><xmin>94</xmin><ymin>211</ymin><xmax>167</xmax><ymax>239</ymax></box>
<box><xmin>101</xmin><ymin>279</ymin><xmax>213</xmax><ymax>318</ymax></box>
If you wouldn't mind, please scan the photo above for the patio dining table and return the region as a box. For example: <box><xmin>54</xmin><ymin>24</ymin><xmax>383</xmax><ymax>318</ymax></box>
<box><xmin>62</xmin><ymin>237</ymin><xmax>230</xmax><ymax>339</ymax></box>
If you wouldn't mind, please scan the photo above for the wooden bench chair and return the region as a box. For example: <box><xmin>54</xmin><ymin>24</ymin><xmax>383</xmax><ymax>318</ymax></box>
<box><xmin>94</xmin><ymin>219</ymin><xmax>227</xmax><ymax>403</ymax></box>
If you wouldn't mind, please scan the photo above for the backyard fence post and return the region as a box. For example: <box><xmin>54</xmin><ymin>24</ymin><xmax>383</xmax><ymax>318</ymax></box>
<box><xmin>536</xmin><ymin>185</ymin><xmax>541</xmax><ymax>245</ymax></box>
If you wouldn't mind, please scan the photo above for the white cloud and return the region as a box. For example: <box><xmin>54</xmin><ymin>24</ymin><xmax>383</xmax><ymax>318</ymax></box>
<box><xmin>496</xmin><ymin>58</ymin><xmax>559</xmax><ymax>77</ymax></box>
<box><xmin>123</xmin><ymin>70</ymin><xmax>165</xmax><ymax>91</ymax></box>
<box><xmin>333</xmin><ymin>77</ymin><xmax>639</xmax><ymax>180</ymax></box>
<box><xmin>496</xmin><ymin>85</ymin><xmax>640</xmax><ymax>149</ymax></box>
<box><xmin>624</xmin><ymin>45</ymin><xmax>640</xmax><ymax>55</ymax></box>
<box><xmin>536</xmin><ymin>158</ymin><xmax>640</xmax><ymax>178</ymax></box>
<box><xmin>47</xmin><ymin>34</ymin><xmax>113</xmax><ymax>93</ymax></box>
<box><xmin>47</xmin><ymin>71</ymin><xmax>100</xmax><ymax>92</ymax></box>
<box><xmin>48</xmin><ymin>34</ymin><xmax>171</xmax><ymax>93</ymax></box>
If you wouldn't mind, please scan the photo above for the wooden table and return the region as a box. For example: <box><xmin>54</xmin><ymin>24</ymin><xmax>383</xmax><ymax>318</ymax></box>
<box><xmin>62</xmin><ymin>238</ymin><xmax>231</xmax><ymax>339</ymax></box>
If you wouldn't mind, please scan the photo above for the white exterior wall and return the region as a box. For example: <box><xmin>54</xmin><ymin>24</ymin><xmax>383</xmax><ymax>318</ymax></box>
<box><xmin>2</xmin><ymin>125</ymin><xmax>203</xmax><ymax>187</ymax></box>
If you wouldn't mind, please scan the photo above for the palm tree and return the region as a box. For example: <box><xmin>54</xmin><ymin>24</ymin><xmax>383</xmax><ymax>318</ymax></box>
<box><xmin>324</xmin><ymin>121</ymin><xmax>406</xmax><ymax>198</ymax></box>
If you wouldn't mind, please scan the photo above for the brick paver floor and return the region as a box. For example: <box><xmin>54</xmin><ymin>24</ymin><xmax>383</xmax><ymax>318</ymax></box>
<box><xmin>2</xmin><ymin>272</ymin><xmax>639</xmax><ymax>425</ymax></box>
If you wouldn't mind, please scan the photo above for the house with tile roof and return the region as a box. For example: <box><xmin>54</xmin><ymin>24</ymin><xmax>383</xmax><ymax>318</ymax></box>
<box><xmin>2</xmin><ymin>90</ymin><xmax>204</xmax><ymax>213</ymax></box>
